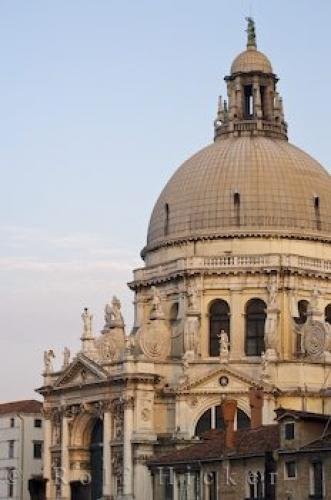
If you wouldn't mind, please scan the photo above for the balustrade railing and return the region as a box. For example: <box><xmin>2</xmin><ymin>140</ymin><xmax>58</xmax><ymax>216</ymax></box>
<box><xmin>132</xmin><ymin>254</ymin><xmax>331</xmax><ymax>282</ymax></box>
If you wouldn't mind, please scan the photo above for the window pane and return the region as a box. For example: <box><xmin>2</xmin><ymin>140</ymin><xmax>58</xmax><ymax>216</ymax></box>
<box><xmin>285</xmin><ymin>423</ymin><xmax>295</xmax><ymax>440</ymax></box>
<box><xmin>313</xmin><ymin>462</ymin><xmax>323</xmax><ymax>497</ymax></box>
<box><xmin>196</xmin><ymin>409</ymin><xmax>212</xmax><ymax>436</ymax></box>
<box><xmin>285</xmin><ymin>461</ymin><xmax>296</xmax><ymax>478</ymax></box>
<box><xmin>325</xmin><ymin>305</ymin><xmax>331</xmax><ymax>324</ymax></box>
<box><xmin>245</xmin><ymin>299</ymin><xmax>266</xmax><ymax>356</ymax></box>
<box><xmin>215</xmin><ymin>406</ymin><xmax>225</xmax><ymax>430</ymax></box>
<box><xmin>295</xmin><ymin>300</ymin><xmax>309</xmax><ymax>325</ymax></box>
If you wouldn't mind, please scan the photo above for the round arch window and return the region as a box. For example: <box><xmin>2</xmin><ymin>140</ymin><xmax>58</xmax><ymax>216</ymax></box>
<box><xmin>195</xmin><ymin>405</ymin><xmax>250</xmax><ymax>436</ymax></box>
<box><xmin>294</xmin><ymin>300</ymin><xmax>309</xmax><ymax>325</ymax></box>
<box><xmin>209</xmin><ymin>300</ymin><xmax>230</xmax><ymax>357</ymax></box>
<box><xmin>245</xmin><ymin>298</ymin><xmax>266</xmax><ymax>356</ymax></box>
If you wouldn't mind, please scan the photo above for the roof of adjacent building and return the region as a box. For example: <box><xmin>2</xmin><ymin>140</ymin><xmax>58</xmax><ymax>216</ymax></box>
<box><xmin>301</xmin><ymin>433</ymin><xmax>331</xmax><ymax>451</ymax></box>
<box><xmin>148</xmin><ymin>425</ymin><xmax>279</xmax><ymax>466</ymax></box>
<box><xmin>0</xmin><ymin>400</ymin><xmax>42</xmax><ymax>416</ymax></box>
<box><xmin>145</xmin><ymin>137</ymin><xmax>331</xmax><ymax>253</ymax></box>
<box><xmin>275</xmin><ymin>407</ymin><xmax>331</xmax><ymax>423</ymax></box>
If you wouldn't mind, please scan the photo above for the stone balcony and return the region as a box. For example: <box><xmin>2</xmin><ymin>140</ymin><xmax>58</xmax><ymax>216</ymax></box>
<box><xmin>129</xmin><ymin>254</ymin><xmax>331</xmax><ymax>287</ymax></box>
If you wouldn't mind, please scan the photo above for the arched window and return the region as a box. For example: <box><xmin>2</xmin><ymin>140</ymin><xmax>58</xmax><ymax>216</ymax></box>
<box><xmin>164</xmin><ymin>203</ymin><xmax>170</xmax><ymax>236</ymax></box>
<box><xmin>209</xmin><ymin>300</ymin><xmax>230</xmax><ymax>357</ymax></box>
<box><xmin>294</xmin><ymin>300</ymin><xmax>309</xmax><ymax>325</ymax></box>
<box><xmin>195</xmin><ymin>406</ymin><xmax>250</xmax><ymax>437</ymax></box>
<box><xmin>325</xmin><ymin>304</ymin><xmax>331</xmax><ymax>324</ymax></box>
<box><xmin>245</xmin><ymin>299</ymin><xmax>266</xmax><ymax>356</ymax></box>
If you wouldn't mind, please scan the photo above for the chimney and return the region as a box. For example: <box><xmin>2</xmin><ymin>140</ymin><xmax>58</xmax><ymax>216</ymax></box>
<box><xmin>222</xmin><ymin>399</ymin><xmax>237</xmax><ymax>449</ymax></box>
<box><xmin>249</xmin><ymin>387</ymin><xmax>264</xmax><ymax>428</ymax></box>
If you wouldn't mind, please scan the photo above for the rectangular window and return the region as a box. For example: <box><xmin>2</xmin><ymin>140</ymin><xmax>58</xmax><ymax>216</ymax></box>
<box><xmin>34</xmin><ymin>418</ymin><xmax>42</xmax><ymax>428</ymax></box>
<box><xmin>10</xmin><ymin>418</ymin><xmax>15</xmax><ymax>428</ymax></box>
<box><xmin>285</xmin><ymin>422</ymin><xmax>295</xmax><ymax>440</ymax></box>
<box><xmin>8</xmin><ymin>440</ymin><xmax>14</xmax><ymax>459</ymax></box>
<box><xmin>7</xmin><ymin>468</ymin><xmax>15</xmax><ymax>498</ymax></box>
<box><xmin>247</xmin><ymin>471</ymin><xmax>264</xmax><ymax>499</ymax></box>
<box><xmin>285</xmin><ymin>461</ymin><xmax>297</xmax><ymax>480</ymax></box>
<box><xmin>205</xmin><ymin>471</ymin><xmax>217</xmax><ymax>500</ymax></box>
<box><xmin>164</xmin><ymin>469</ymin><xmax>174</xmax><ymax>500</ymax></box>
<box><xmin>33</xmin><ymin>441</ymin><xmax>43</xmax><ymax>459</ymax></box>
<box><xmin>311</xmin><ymin>461</ymin><xmax>323</xmax><ymax>498</ymax></box>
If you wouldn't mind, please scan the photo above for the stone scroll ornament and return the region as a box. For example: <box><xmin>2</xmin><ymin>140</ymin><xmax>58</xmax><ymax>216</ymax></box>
<box><xmin>138</xmin><ymin>320</ymin><xmax>171</xmax><ymax>360</ymax></box>
<box><xmin>302</xmin><ymin>320</ymin><xmax>327</xmax><ymax>360</ymax></box>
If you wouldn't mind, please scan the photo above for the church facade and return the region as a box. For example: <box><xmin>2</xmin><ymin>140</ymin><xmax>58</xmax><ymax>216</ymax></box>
<box><xmin>38</xmin><ymin>19</ymin><xmax>331</xmax><ymax>500</ymax></box>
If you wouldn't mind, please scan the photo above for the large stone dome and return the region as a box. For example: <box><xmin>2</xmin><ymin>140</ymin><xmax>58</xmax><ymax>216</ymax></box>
<box><xmin>145</xmin><ymin>137</ymin><xmax>331</xmax><ymax>254</ymax></box>
<box><xmin>143</xmin><ymin>18</ymin><xmax>331</xmax><ymax>257</ymax></box>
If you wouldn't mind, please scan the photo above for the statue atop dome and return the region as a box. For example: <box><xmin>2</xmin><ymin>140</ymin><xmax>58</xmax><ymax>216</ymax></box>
<box><xmin>245</xmin><ymin>16</ymin><xmax>256</xmax><ymax>49</ymax></box>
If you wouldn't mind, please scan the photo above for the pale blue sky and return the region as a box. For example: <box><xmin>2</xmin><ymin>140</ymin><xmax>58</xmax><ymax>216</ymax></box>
<box><xmin>0</xmin><ymin>0</ymin><xmax>330</xmax><ymax>400</ymax></box>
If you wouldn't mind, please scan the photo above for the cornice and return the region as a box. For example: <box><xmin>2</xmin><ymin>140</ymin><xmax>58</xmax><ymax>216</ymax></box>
<box><xmin>141</xmin><ymin>231</ymin><xmax>331</xmax><ymax>259</ymax></box>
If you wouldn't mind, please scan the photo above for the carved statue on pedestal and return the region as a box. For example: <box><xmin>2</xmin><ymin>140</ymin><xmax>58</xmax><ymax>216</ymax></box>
<box><xmin>104</xmin><ymin>295</ymin><xmax>124</xmax><ymax>329</ymax></box>
<box><xmin>81</xmin><ymin>308</ymin><xmax>93</xmax><ymax>338</ymax></box>
<box><xmin>62</xmin><ymin>347</ymin><xmax>70</xmax><ymax>369</ymax></box>
<box><xmin>217</xmin><ymin>330</ymin><xmax>229</xmax><ymax>363</ymax></box>
<box><xmin>150</xmin><ymin>286</ymin><xmax>165</xmax><ymax>319</ymax></box>
<box><xmin>44</xmin><ymin>350</ymin><xmax>55</xmax><ymax>374</ymax></box>
<box><xmin>267</xmin><ymin>275</ymin><xmax>278</xmax><ymax>308</ymax></box>
<box><xmin>264</xmin><ymin>275</ymin><xmax>279</xmax><ymax>360</ymax></box>
<box><xmin>187</xmin><ymin>282</ymin><xmax>200</xmax><ymax>313</ymax></box>
<box><xmin>183</xmin><ymin>316</ymin><xmax>200</xmax><ymax>358</ymax></box>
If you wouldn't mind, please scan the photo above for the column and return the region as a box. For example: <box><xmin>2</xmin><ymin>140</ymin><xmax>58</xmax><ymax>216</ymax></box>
<box><xmin>44</xmin><ymin>416</ymin><xmax>52</xmax><ymax>499</ymax></box>
<box><xmin>103</xmin><ymin>408</ymin><xmax>112</xmax><ymax>498</ymax></box>
<box><xmin>253</xmin><ymin>77</ymin><xmax>262</xmax><ymax>120</ymax></box>
<box><xmin>230</xmin><ymin>288</ymin><xmax>244</xmax><ymax>359</ymax></box>
<box><xmin>61</xmin><ymin>415</ymin><xmax>70</xmax><ymax>499</ymax></box>
<box><xmin>123</xmin><ymin>397</ymin><xmax>134</xmax><ymax>498</ymax></box>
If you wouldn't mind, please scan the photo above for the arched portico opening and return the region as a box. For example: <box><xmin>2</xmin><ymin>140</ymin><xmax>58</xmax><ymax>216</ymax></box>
<box><xmin>70</xmin><ymin>415</ymin><xmax>104</xmax><ymax>500</ymax></box>
<box><xmin>90</xmin><ymin>419</ymin><xmax>103</xmax><ymax>500</ymax></box>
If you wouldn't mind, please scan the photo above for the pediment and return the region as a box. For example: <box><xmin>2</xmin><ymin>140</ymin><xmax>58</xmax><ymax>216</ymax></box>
<box><xmin>54</xmin><ymin>354</ymin><xmax>108</xmax><ymax>388</ymax></box>
<box><xmin>177</xmin><ymin>365</ymin><xmax>265</xmax><ymax>393</ymax></box>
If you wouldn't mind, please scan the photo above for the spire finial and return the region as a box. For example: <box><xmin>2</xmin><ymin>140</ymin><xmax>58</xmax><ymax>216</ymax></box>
<box><xmin>245</xmin><ymin>16</ymin><xmax>257</xmax><ymax>49</ymax></box>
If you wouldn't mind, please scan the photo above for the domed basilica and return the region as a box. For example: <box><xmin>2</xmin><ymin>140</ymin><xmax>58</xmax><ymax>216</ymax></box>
<box><xmin>39</xmin><ymin>19</ymin><xmax>331</xmax><ymax>500</ymax></box>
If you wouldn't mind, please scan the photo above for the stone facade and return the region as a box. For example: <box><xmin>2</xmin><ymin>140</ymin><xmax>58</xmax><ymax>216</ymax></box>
<box><xmin>38</xmin><ymin>19</ymin><xmax>331</xmax><ymax>500</ymax></box>
<box><xmin>0</xmin><ymin>400</ymin><xmax>44</xmax><ymax>500</ymax></box>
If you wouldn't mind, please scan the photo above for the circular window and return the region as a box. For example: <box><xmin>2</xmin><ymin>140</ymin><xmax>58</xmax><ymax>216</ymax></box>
<box><xmin>219</xmin><ymin>376</ymin><xmax>229</xmax><ymax>387</ymax></box>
